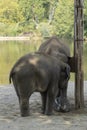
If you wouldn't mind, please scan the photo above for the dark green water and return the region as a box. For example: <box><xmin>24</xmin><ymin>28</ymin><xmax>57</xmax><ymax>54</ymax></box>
<box><xmin>0</xmin><ymin>40</ymin><xmax>87</xmax><ymax>84</ymax></box>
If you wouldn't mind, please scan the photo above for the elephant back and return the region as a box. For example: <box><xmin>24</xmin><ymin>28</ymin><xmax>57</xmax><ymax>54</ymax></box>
<box><xmin>38</xmin><ymin>36</ymin><xmax>70</xmax><ymax>63</ymax></box>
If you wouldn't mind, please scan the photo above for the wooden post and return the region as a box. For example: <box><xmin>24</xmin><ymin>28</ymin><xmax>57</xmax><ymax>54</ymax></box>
<box><xmin>74</xmin><ymin>0</ymin><xmax>84</xmax><ymax>109</ymax></box>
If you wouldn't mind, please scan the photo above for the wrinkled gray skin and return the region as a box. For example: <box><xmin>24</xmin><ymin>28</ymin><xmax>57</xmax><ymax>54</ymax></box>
<box><xmin>38</xmin><ymin>36</ymin><xmax>71</xmax><ymax>112</ymax></box>
<box><xmin>9</xmin><ymin>52</ymin><xmax>70</xmax><ymax>117</ymax></box>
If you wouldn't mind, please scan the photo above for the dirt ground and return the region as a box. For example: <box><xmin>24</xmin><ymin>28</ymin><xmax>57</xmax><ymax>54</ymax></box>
<box><xmin>0</xmin><ymin>81</ymin><xmax>87</xmax><ymax>130</ymax></box>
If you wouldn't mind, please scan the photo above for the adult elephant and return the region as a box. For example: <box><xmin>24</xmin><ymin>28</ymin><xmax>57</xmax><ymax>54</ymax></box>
<box><xmin>38</xmin><ymin>36</ymin><xmax>73</xmax><ymax>112</ymax></box>
<box><xmin>9</xmin><ymin>52</ymin><xmax>70</xmax><ymax>116</ymax></box>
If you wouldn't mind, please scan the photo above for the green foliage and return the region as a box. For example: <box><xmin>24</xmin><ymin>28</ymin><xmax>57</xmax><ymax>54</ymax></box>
<box><xmin>0</xmin><ymin>0</ymin><xmax>24</xmax><ymax>24</ymax></box>
<box><xmin>84</xmin><ymin>0</ymin><xmax>87</xmax><ymax>36</ymax></box>
<box><xmin>19</xmin><ymin>0</ymin><xmax>45</xmax><ymax>23</ymax></box>
<box><xmin>0</xmin><ymin>0</ymin><xmax>86</xmax><ymax>38</ymax></box>
<box><xmin>53</xmin><ymin>0</ymin><xmax>74</xmax><ymax>38</ymax></box>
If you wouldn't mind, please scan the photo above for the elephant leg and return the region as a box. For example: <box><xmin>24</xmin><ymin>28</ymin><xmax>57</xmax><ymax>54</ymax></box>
<box><xmin>19</xmin><ymin>97</ymin><xmax>29</xmax><ymax>117</ymax></box>
<box><xmin>40</xmin><ymin>91</ymin><xmax>47</xmax><ymax>114</ymax></box>
<box><xmin>59</xmin><ymin>86</ymin><xmax>70</xmax><ymax>112</ymax></box>
<box><xmin>56</xmin><ymin>87</ymin><xmax>61</xmax><ymax>97</ymax></box>
<box><xmin>45</xmin><ymin>94</ymin><xmax>54</xmax><ymax>115</ymax></box>
<box><xmin>53</xmin><ymin>87</ymin><xmax>62</xmax><ymax>112</ymax></box>
<box><xmin>45</xmin><ymin>84</ymin><xmax>58</xmax><ymax>115</ymax></box>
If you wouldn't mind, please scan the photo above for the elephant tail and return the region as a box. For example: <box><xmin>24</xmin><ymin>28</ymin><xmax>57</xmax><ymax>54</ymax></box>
<box><xmin>9</xmin><ymin>68</ymin><xmax>14</xmax><ymax>84</ymax></box>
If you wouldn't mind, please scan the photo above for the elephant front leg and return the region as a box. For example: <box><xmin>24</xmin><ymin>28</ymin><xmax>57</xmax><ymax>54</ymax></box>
<box><xmin>19</xmin><ymin>98</ymin><xmax>29</xmax><ymax>117</ymax></box>
<box><xmin>53</xmin><ymin>88</ymin><xmax>61</xmax><ymax>111</ymax></box>
<box><xmin>60</xmin><ymin>87</ymin><xmax>70</xmax><ymax>112</ymax></box>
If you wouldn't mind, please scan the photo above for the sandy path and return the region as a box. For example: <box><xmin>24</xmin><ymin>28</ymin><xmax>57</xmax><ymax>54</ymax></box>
<box><xmin>0</xmin><ymin>81</ymin><xmax>87</xmax><ymax>130</ymax></box>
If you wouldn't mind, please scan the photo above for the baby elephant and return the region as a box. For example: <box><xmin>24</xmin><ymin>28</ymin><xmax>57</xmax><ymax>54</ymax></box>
<box><xmin>9</xmin><ymin>52</ymin><xmax>70</xmax><ymax>117</ymax></box>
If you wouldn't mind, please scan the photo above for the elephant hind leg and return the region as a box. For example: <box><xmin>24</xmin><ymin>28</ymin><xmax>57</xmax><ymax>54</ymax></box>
<box><xmin>45</xmin><ymin>83</ymin><xmax>58</xmax><ymax>115</ymax></box>
<box><xmin>19</xmin><ymin>97</ymin><xmax>29</xmax><ymax>117</ymax></box>
<box><xmin>40</xmin><ymin>91</ymin><xmax>47</xmax><ymax>114</ymax></box>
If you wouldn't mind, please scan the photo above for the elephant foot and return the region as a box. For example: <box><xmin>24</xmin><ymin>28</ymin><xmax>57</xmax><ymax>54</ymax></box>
<box><xmin>20</xmin><ymin>106</ymin><xmax>30</xmax><ymax>117</ymax></box>
<box><xmin>53</xmin><ymin>97</ymin><xmax>70</xmax><ymax>112</ymax></box>
<box><xmin>21</xmin><ymin>112</ymin><xmax>30</xmax><ymax>117</ymax></box>
<box><xmin>20</xmin><ymin>108</ymin><xmax>30</xmax><ymax>117</ymax></box>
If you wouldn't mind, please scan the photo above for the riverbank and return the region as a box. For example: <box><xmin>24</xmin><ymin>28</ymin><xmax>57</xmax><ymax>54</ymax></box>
<box><xmin>0</xmin><ymin>36</ymin><xmax>43</xmax><ymax>41</ymax></box>
<box><xmin>0</xmin><ymin>36</ymin><xmax>30</xmax><ymax>41</ymax></box>
<box><xmin>0</xmin><ymin>81</ymin><xmax>87</xmax><ymax>130</ymax></box>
